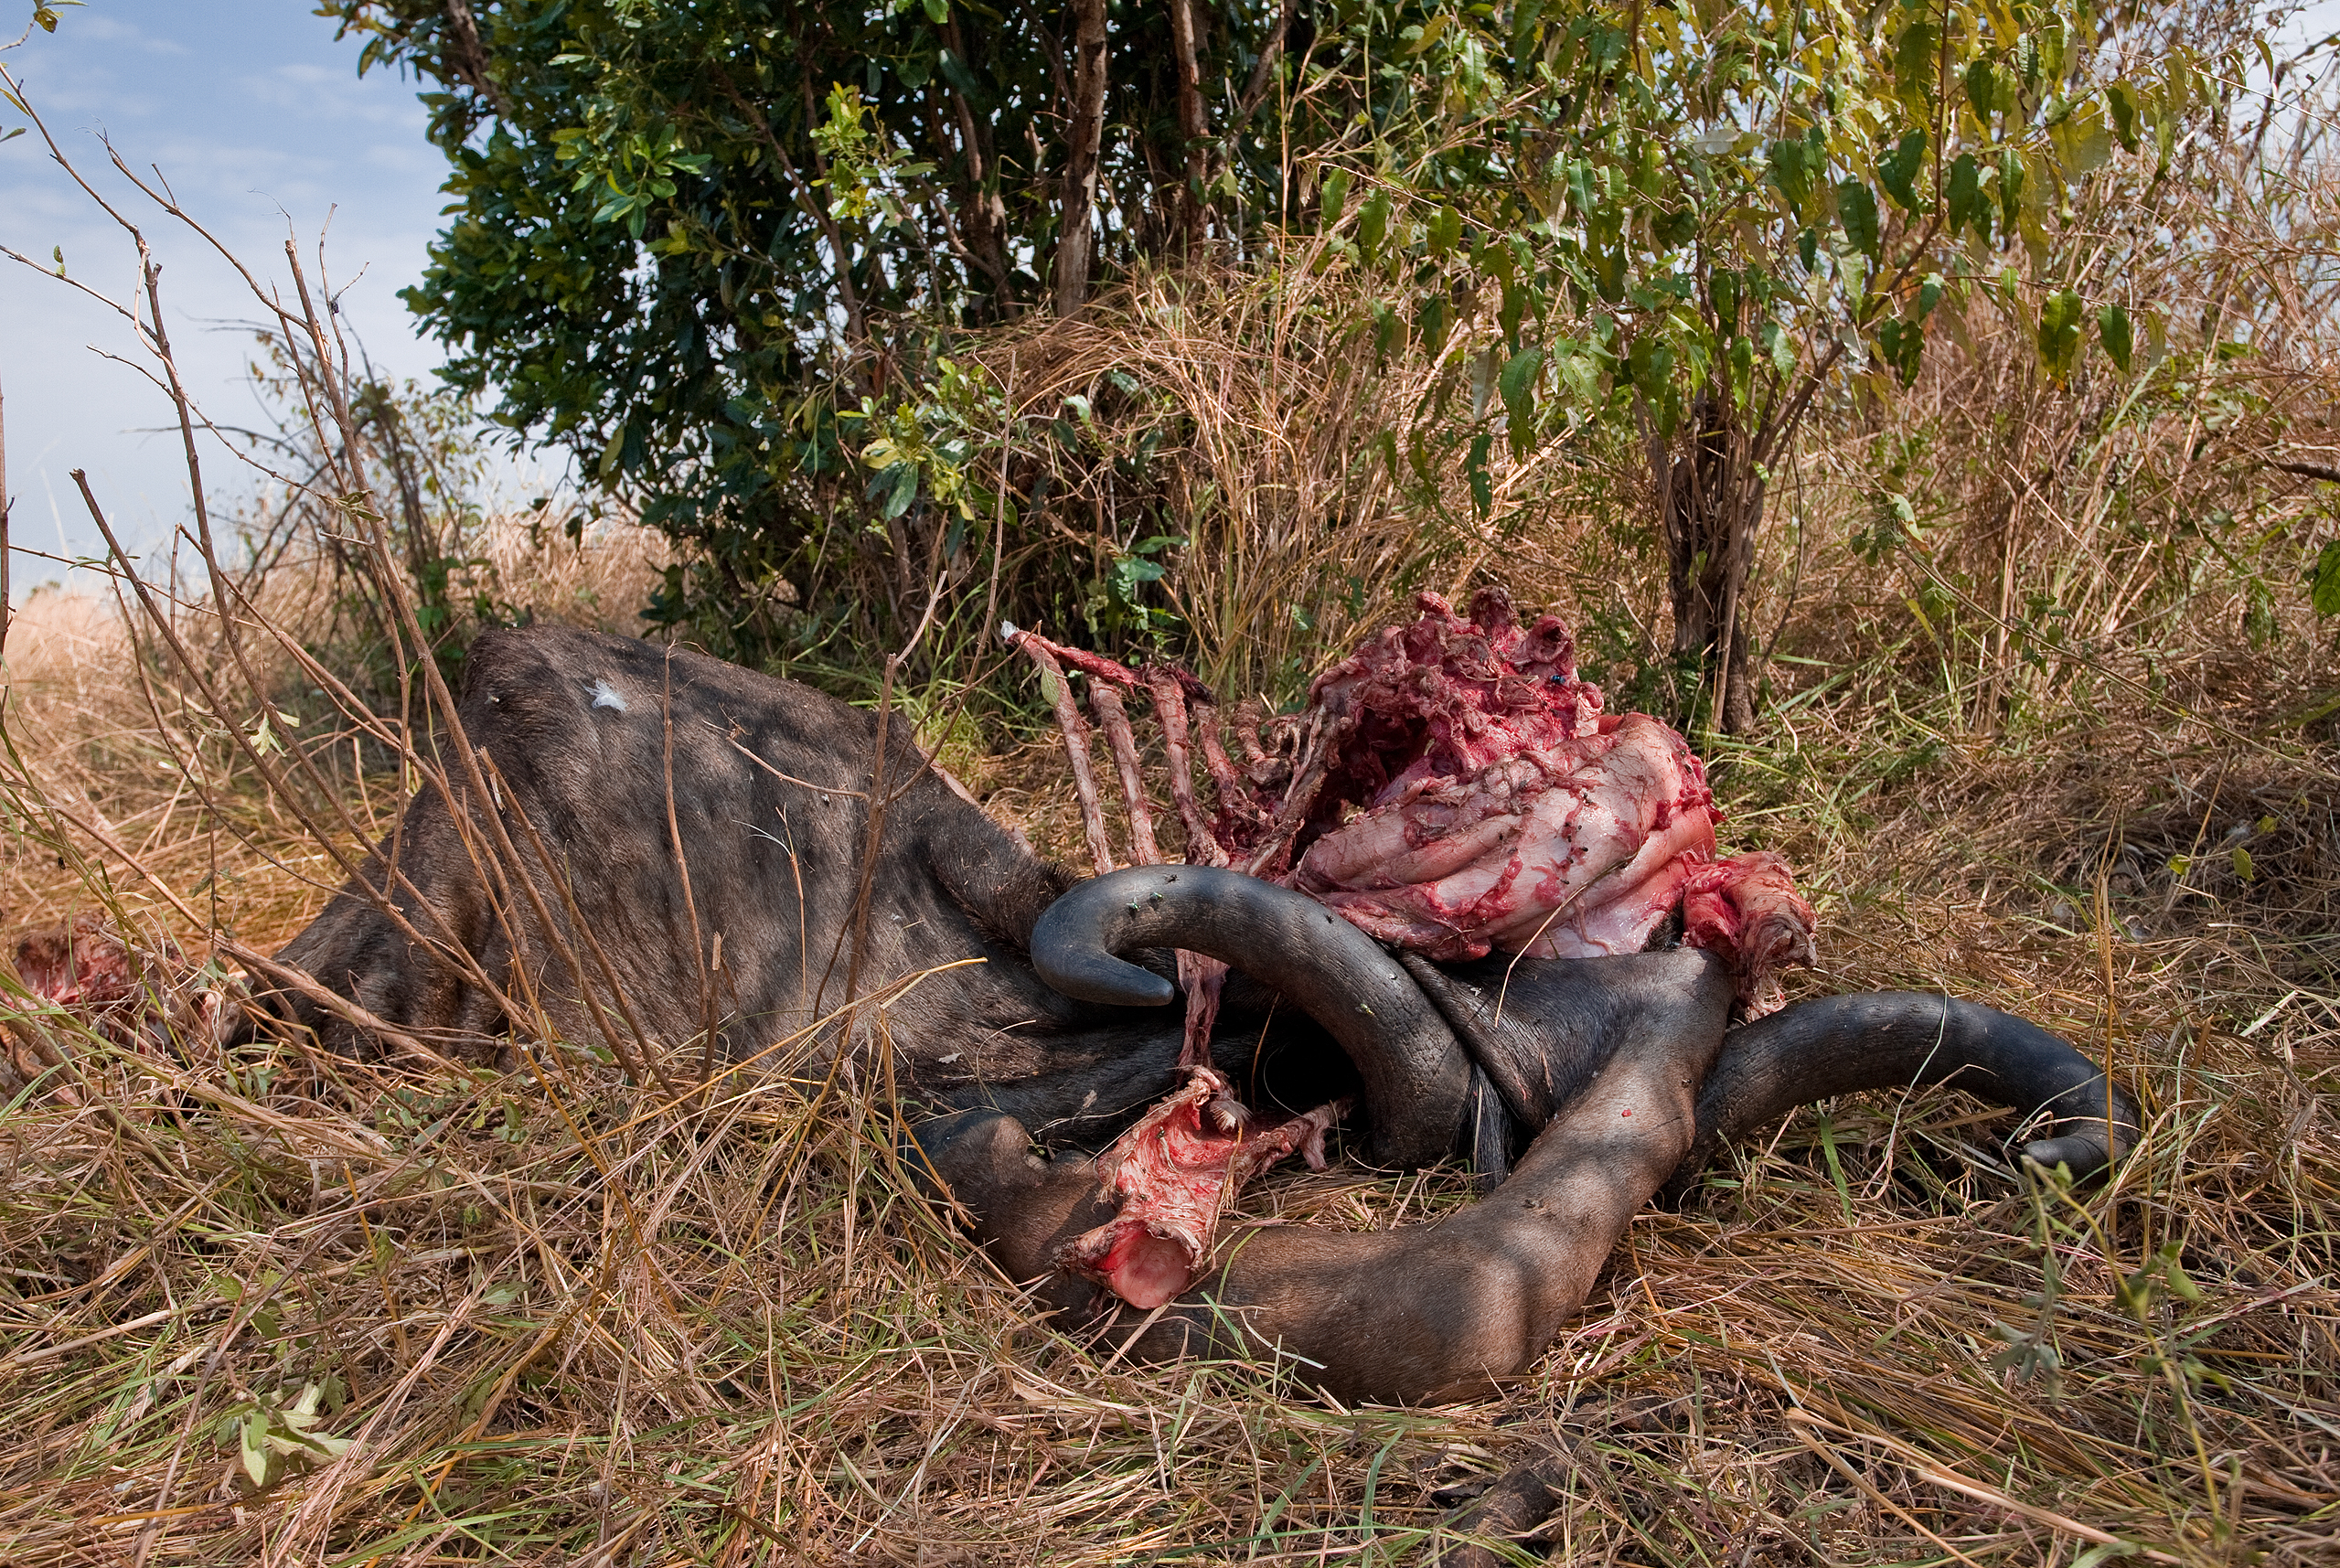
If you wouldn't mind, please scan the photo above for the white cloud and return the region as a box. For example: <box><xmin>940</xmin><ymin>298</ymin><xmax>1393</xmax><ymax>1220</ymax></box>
<box><xmin>61</xmin><ymin>15</ymin><xmax>190</xmax><ymax>56</ymax></box>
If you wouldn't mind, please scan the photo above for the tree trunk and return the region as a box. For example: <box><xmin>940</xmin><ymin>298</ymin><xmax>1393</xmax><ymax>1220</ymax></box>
<box><xmin>1168</xmin><ymin>0</ymin><xmax>1209</xmax><ymax>247</ymax></box>
<box><xmin>1233</xmin><ymin>0</ymin><xmax>1304</xmax><ymax>127</ymax></box>
<box><xmin>1055</xmin><ymin>0</ymin><xmax>1110</xmax><ymax>315</ymax></box>
<box><xmin>1655</xmin><ymin>397</ymin><xmax>1762</xmax><ymax>735</ymax></box>
<box><xmin>439</xmin><ymin>0</ymin><xmax>511</xmax><ymax>117</ymax></box>
<box><xmin>941</xmin><ymin>16</ymin><xmax>1015</xmax><ymax>313</ymax></box>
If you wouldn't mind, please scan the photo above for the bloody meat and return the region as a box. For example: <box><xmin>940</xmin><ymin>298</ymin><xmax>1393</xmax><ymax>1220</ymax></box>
<box><xmin>1284</xmin><ymin>591</ymin><xmax>1813</xmax><ymax>1008</ymax></box>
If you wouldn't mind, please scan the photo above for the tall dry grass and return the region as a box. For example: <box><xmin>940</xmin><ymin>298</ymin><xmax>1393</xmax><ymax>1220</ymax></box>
<box><xmin>0</xmin><ymin>506</ymin><xmax>671</xmax><ymax>958</ymax></box>
<box><xmin>0</xmin><ymin>54</ymin><xmax>2335</xmax><ymax>1568</ymax></box>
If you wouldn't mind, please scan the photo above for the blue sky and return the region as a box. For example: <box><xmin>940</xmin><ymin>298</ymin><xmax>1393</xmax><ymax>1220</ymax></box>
<box><xmin>1</xmin><ymin>2</ymin><xmax>450</xmax><ymax>592</ymax></box>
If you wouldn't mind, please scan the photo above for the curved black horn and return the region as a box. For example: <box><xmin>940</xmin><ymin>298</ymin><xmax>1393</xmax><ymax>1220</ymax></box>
<box><xmin>1661</xmin><ymin>992</ymin><xmax>2142</xmax><ymax>1202</ymax></box>
<box><xmin>1030</xmin><ymin>865</ymin><xmax>1476</xmax><ymax>1168</ymax></box>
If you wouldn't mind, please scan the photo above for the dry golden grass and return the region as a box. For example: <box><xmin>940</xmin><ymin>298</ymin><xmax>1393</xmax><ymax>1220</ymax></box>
<box><xmin>2</xmin><ymin>101</ymin><xmax>2337</xmax><ymax>1568</ymax></box>
<box><xmin>8</xmin><ymin>499</ymin><xmax>2331</xmax><ymax>1564</ymax></box>
<box><xmin>0</xmin><ymin>509</ymin><xmax>673</xmax><ymax>957</ymax></box>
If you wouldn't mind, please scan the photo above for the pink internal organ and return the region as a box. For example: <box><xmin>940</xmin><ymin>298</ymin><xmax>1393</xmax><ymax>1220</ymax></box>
<box><xmin>1057</xmin><ymin>1068</ymin><xmax>1344</xmax><ymax>1309</ymax></box>
<box><xmin>1298</xmin><ymin>713</ymin><xmax>1720</xmax><ymax>963</ymax></box>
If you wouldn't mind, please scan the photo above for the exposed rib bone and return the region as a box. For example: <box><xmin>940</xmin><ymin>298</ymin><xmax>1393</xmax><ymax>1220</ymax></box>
<box><xmin>1086</xmin><ymin>683</ymin><xmax>1159</xmax><ymax>867</ymax></box>
<box><xmin>1141</xmin><ymin>665</ymin><xmax>1225</xmax><ymax>868</ymax></box>
<box><xmin>1016</xmin><ymin>631</ymin><xmax>1143</xmax><ymax>690</ymax></box>
<box><xmin>1191</xmin><ymin>693</ymin><xmax>1249</xmax><ymax>837</ymax></box>
<box><xmin>1003</xmin><ymin>625</ymin><xmax>1115</xmax><ymax>876</ymax></box>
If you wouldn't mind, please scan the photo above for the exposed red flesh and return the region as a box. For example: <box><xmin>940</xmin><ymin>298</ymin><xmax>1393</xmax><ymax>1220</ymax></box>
<box><xmin>1295</xmin><ymin>711</ymin><xmax>1718</xmax><ymax>961</ymax></box>
<box><xmin>1056</xmin><ymin>1069</ymin><xmax>1345</xmax><ymax>1308</ymax></box>
<box><xmin>1268</xmin><ymin>591</ymin><xmax>1813</xmax><ymax>1004</ymax></box>
<box><xmin>1277</xmin><ymin>593</ymin><xmax>1700</xmax><ymax>957</ymax></box>
<box><xmin>15</xmin><ymin>912</ymin><xmax>148</xmax><ymax>1008</ymax></box>
<box><xmin>4</xmin><ymin>912</ymin><xmax>215</xmax><ymax>1083</ymax></box>
<box><xmin>1680</xmin><ymin>852</ymin><xmax>1819</xmax><ymax>1017</ymax></box>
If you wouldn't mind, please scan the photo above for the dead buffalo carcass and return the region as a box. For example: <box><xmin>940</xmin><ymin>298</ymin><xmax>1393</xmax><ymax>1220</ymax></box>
<box><xmin>255</xmin><ymin>618</ymin><xmax>2135</xmax><ymax>1405</ymax></box>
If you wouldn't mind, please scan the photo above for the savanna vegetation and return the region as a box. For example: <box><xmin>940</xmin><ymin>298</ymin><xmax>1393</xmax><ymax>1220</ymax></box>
<box><xmin>0</xmin><ymin>0</ymin><xmax>2335</xmax><ymax>1561</ymax></box>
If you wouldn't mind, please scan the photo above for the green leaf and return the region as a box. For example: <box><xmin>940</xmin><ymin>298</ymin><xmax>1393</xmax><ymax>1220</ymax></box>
<box><xmin>2038</xmin><ymin>289</ymin><xmax>2085</xmax><ymax>379</ymax></box>
<box><xmin>1372</xmin><ymin>299</ymin><xmax>1405</xmax><ymax>359</ymax></box>
<box><xmin>1878</xmin><ymin>317</ymin><xmax>1924</xmax><ymax>385</ymax></box>
<box><xmin>935</xmin><ymin>48</ymin><xmax>982</xmax><ymax>100</ymax></box>
<box><xmin>1416</xmin><ymin>290</ymin><xmax>1451</xmax><ymax>354</ymax></box>
<box><xmin>1499</xmin><ymin>275</ymin><xmax>1531</xmax><ymax>341</ymax></box>
<box><xmin>2310</xmin><ymin>540</ymin><xmax>2340</xmax><ymax>617</ymax></box>
<box><xmin>240</xmin><ymin>1417</ymin><xmax>272</xmax><ymax>1488</ymax></box>
<box><xmin>1946</xmin><ymin>153</ymin><xmax>1987</xmax><ymax>240</ymax></box>
<box><xmin>1893</xmin><ymin>22</ymin><xmax>1939</xmax><ymax>106</ymax></box>
<box><xmin>1710</xmin><ymin>269</ymin><xmax>1739</xmax><ymax>330</ymax></box>
<box><xmin>2036</xmin><ymin>20</ymin><xmax>2068</xmax><ymax>82</ymax></box>
<box><xmin>1426</xmin><ymin>203</ymin><xmax>1462</xmax><ymax>259</ymax></box>
<box><xmin>1401</xmin><ymin>13</ymin><xmax>1448</xmax><ymax>56</ymax></box>
<box><xmin>1726</xmin><ymin>334</ymin><xmax>1756</xmax><ymax>401</ymax></box>
<box><xmin>1500</xmin><ymin>347</ymin><xmax>1544</xmax><ymax>453</ymax></box>
<box><xmin>1999</xmin><ymin>149</ymin><xmax>2028</xmax><ymax>233</ymax></box>
<box><xmin>1878</xmin><ymin>129</ymin><xmax>1926</xmax><ymax>213</ymax></box>
<box><xmin>871</xmin><ymin>462</ymin><xmax>919</xmax><ymax>519</ymax></box>
<box><xmin>2054</xmin><ymin>106</ymin><xmax>2115</xmax><ymax>174</ymax></box>
<box><xmin>1628</xmin><ymin>336</ymin><xmax>1674</xmax><ymax>403</ymax></box>
<box><xmin>1767</xmin><ymin>136</ymin><xmax>1812</xmax><ymax>212</ymax></box>
<box><xmin>1319</xmin><ymin>168</ymin><xmax>1350</xmax><ymax>232</ymax></box>
<box><xmin>1466</xmin><ymin>431</ymin><xmax>1494</xmax><ymax>517</ymax></box>
<box><xmin>1836</xmin><ymin>179</ymin><xmax>1881</xmax><ymax>262</ymax></box>
<box><xmin>2107</xmin><ymin>82</ymin><xmax>2140</xmax><ymax>152</ymax></box>
<box><xmin>922</xmin><ymin>0</ymin><xmax>949</xmax><ymax>20</ymax></box>
<box><xmin>1764</xmin><ymin>320</ymin><xmax>1796</xmax><ymax>381</ymax></box>
<box><xmin>1964</xmin><ymin>59</ymin><xmax>1999</xmax><ymax>123</ymax></box>
<box><xmin>2099</xmin><ymin>304</ymin><xmax>2133</xmax><ymax>373</ymax></box>
<box><xmin>1358</xmin><ymin>188</ymin><xmax>1391</xmax><ymax>255</ymax></box>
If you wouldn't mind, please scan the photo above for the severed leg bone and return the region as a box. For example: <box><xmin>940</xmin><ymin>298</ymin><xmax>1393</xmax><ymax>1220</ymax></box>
<box><xmin>1056</xmin><ymin>1070</ymin><xmax>1347</xmax><ymax>1308</ymax></box>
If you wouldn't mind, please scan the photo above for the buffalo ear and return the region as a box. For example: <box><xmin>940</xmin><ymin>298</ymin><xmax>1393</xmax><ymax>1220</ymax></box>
<box><xmin>926</xmin><ymin>825</ymin><xmax>1080</xmax><ymax>950</ymax></box>
<box><xmin>903</xmin><ymin>1108</ymin><xmax>1116</xmax><ymax>1296</ymax></box>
